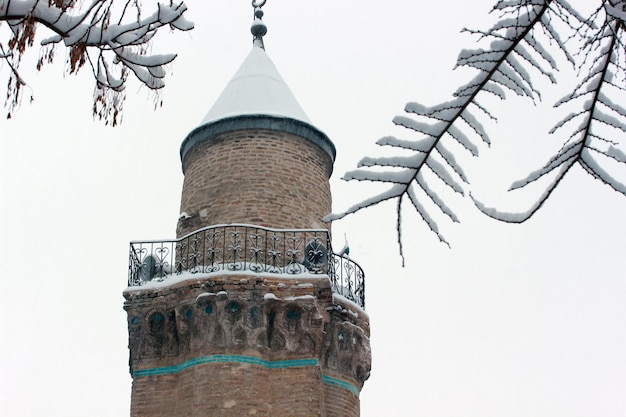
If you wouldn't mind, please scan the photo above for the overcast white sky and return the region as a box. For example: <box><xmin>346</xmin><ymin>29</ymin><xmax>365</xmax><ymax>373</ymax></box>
<box><xmin>1</xmin><ymin>1</ymin><xmax>625</xmax><ymax>416</ymax></box>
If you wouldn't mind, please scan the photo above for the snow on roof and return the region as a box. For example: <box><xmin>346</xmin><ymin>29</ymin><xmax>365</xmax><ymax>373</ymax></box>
<box><xmin>199</xmin><ymin>45</ymin><xmax>311</xmax><ymax>126</ymax></box>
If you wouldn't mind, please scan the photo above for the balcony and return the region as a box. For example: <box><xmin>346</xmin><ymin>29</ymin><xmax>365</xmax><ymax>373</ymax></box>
<box><xmin>128</xmin><ymin>224</ymin><xmax>365</xmax><ymax>308</ymax></box>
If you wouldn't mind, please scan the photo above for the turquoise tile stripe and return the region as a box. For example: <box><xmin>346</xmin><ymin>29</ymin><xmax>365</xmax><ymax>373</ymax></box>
<box><xmin>322</xmin><ymin>374</ymin><xmax>360</xmax><ymax>397</ymax></box>
<box><xmin>133</xmin><ymin>355</ymin><xmax>319</xmax><ymax>377</ymax></box>
<box><xmin>133</xmin><ymin>354</ymin><xmax>360</xmax><ymax>396</ymax></box>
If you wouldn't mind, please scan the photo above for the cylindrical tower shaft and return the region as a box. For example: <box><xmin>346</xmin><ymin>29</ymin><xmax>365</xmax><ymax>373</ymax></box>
<box><xmin>177</xmin><ymin>121</ymin><xmax>334</xmax><ymax>238</ymax></box>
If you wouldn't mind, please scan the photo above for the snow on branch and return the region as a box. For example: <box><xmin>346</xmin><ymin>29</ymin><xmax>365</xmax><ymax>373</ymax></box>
<box><xmin>475</xmin><ymin>6</ymin><xmax>626</xmax><ymax>222</ymax></box>
<box><xmin>1</xmin><ymin>0</ymin><xmax>193</xmax><ymax>125</ymax></box>
<box><xmin>330</xmin><ymin>0</ymin><xmax>575</xmax><ymax>255</ymax></box>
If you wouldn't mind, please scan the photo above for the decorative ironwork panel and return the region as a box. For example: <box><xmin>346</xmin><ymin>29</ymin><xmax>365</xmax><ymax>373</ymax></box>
<box><xmin>328</xmin><ymin>252</ymin><xmax>366</xmax><ymax>309</ymax></box>
<box><xmin>128</xmin><ymin>224</ymin><xmax>365</xmax><ymax>308</ymax></box>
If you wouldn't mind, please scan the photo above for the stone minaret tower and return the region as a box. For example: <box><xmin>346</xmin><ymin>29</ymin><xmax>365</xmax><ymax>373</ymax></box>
<box><xmin>124</xmin><ymin>4</ymin><xmax>371</xmax><ymax>416</ymax></box>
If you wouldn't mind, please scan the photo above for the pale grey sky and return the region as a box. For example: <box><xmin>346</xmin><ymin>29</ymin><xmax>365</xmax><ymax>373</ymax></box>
<box><xmin>1</xmin><ymin>1</ymin><xmax>625</xmax><ymax>416</ymax></box>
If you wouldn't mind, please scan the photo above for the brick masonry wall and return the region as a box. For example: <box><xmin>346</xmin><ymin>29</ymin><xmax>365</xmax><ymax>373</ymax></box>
<box><xmin>124</xmin><ymin>275</ymin><xmax>370</xmax><ymax>416</ymax></box>
<box><xmin>177</xmin><ymin>129</ymin><xmax>334</xmax><ymax>238</ymax></box>
<box><xmin>130</xmin><ymin>363</ymin><xmax>327</xmax><ymax>417</ymax></box>
<box><xmin>323</xmin><ymin>384</ymin><xmax>360</xmax><ymax>417</ymax></box>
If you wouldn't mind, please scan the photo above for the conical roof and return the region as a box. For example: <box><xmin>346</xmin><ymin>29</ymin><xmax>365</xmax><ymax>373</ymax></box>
<box><xmin>200</xmin><ymin>46</ymin><xmax>311</xmax><ymax>125</ymax></box>
<box><xmin>180</xmin><ymin>33</ymin><xmax>335</xmax><ymax>170</ymax></box>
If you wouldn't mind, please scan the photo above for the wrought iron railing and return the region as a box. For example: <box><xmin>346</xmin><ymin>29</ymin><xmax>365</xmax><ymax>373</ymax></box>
<box><xmin>128</xmin><ymin>224</ymin><xmax>365</xmax><ymax>308</ymax></box>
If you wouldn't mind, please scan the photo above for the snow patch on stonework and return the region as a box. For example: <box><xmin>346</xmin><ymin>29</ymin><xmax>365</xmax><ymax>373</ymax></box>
<box><xmin>285</xmin><ymin>295</ymin><xmax>316</xmax><ymax>301</ymax></box>
<box><xmin>333</xmin><ymin>294</ymin><xmax>368</xmax><ymax>319</ymax></box>
<box><xmin>195</xmin><ymin>292</ymin><xmax>215</xmax><ymax>301</ymax></box>
<box><xmin>264</xmin><ymin>293</ymin><xmax>315</xmax><ymax>302</ymax></box>
<box><xmin>125</xmin><ymin>268</ymin><xmax>326</xmax><ymax>293</ymax></box>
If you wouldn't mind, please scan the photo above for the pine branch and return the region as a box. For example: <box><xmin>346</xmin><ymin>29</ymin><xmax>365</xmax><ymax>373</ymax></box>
<box><xmin>330</xmin><ymin>0</ymin><xmax>571</xmax><ymax>249</ymax></box>
<box><xmin>476</xmin><ymin>12</ymin><xmax>626</xmax><ymax>222</ymax></box>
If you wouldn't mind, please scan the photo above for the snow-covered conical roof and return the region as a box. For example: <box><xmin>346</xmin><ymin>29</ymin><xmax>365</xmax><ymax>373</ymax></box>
<box><xmin>180</xmin><ymin>43</ymin><xmax>335</xmax><ymax>170</ymax></box>
<box><xmin>200</xmin><ymin>46</ymin><xmax>311</xmax><ymax>125</ymax></box>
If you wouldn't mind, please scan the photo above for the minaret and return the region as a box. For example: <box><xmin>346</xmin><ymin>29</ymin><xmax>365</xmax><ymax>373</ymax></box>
<box><xmin>124</xmin><ymin>4</ymin><xmax>371</xmax><ymax>416</ymax></box>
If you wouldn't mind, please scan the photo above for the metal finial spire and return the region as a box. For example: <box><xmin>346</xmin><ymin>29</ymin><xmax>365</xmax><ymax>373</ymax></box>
<box><xmin>251</xmin><ymin>0</ymin><xmax>267</xmax><ymax>49</ymax></box>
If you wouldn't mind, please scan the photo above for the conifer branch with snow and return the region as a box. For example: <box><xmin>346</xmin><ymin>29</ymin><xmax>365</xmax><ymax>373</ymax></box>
<box><xmin>474</xmin><ymin>0</ymin><xmax>626</xmax><ymax>222</ymax></box>
<box><xmin>329</xmin><ymin>0</ymin><xmax>585</xmax><ymax>257</ymax></box>
<box><xmin>1</xmin><ymin>0</ymin><xmax>193</xmax><ymax>125</ymax></box>
<box><xmin>330</xmin><ymin>0</ymin><xmax>626</xmax><ymax>256</ymax></box>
